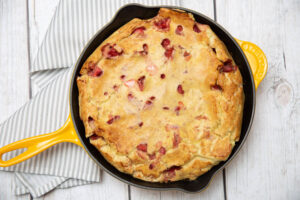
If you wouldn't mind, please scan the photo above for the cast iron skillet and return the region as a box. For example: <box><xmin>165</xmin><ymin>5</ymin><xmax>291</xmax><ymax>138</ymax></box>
<box><xmin>0</xmin><ymin>4</ymin><xmax>267</xmax><ymax>193</ymax></box>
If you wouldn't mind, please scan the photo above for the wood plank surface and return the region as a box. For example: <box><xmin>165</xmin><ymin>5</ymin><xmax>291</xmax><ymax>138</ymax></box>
<box><xmin>0</xmin><ymin>0</ymin><xmax>30</xmax><ymax>200</ymax></box>
<box><xmin>216</xmin><ymin>0</ymin><xmax>300</xmax><ymax>199</ymax></box>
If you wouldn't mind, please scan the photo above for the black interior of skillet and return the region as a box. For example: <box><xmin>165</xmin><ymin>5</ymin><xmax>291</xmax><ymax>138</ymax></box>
<box><xmin>70</xmin><ymin>4</ymin><xmax>255</xmax><ymax>192</ymax></box>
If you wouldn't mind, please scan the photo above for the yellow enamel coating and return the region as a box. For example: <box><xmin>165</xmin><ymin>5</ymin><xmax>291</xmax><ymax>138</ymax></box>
<box><xmin>236</xmin><ymin>39</ymin><xmax>268</xmax><ymax>89</ymax></box>
<box><xmin>0</xmin><ymin>114</ymin><xmax>82</xmax><ymax>167</ymax></box>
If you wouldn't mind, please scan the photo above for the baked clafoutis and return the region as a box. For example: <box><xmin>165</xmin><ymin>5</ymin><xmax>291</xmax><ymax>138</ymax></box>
<box><xmin>77</xmin><ymin>8</ymin><xmax>244</xmax><ymax>182</ymax></box>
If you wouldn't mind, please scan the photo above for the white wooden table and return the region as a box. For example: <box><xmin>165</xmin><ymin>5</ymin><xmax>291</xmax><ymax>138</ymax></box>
<box><xmin>0</xmin><ymin>0</ymin><xmax>299</xmax><ymax>199</ymax></box>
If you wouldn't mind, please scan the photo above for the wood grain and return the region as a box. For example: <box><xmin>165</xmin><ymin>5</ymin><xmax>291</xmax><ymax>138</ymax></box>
<box><xmin>0</xmin><ymin>0</ymin><xmax>30</xmax><ymax>199</ymax></box>
<box><xmin>216</xmin><ymin>0</ymin><xmax>300</xmax><ymax>199</ymax></box>
<box><xmin>0</xmin><ymin>0</ymin><xmax>30</xmax><ymax>122</ymax></box>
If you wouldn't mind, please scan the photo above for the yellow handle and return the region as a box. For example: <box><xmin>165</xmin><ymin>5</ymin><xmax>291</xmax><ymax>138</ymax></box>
<box><xmin>236</xmin><ymin>39</ymin><xmax>268</xmax><ymax>90</ymax></box>
<box><xmin>0</xmin><ymin>114</ymin><xmax>82</xmax><ymax>167</ymax></box>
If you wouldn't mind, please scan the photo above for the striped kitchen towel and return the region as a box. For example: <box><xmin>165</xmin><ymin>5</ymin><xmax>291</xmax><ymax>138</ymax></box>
<box><xmin>0</xmin><ymin>0</ymin><xmax>181</xmax><ymax>198</ymax></box>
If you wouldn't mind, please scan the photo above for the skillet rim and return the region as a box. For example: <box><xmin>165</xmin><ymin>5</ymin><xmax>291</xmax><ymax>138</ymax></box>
<box><xmin>69</xmin><ymin>3</ymin><xmax>256</xmax><ymax>193</ymax></box>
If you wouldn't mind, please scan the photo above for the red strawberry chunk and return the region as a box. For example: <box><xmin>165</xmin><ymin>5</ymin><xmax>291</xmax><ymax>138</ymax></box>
<box><xmin>89</xmin><ymin>134</ymin><xmax>101</xmax><ymax>140</ymax></box>
<box><xmin>211</xmin><ymin>84</ymin><xmax>223</xmax><ymax>91</ymax></box>
<box><xmin>150</xmin><ymin>96</ymin><xmax>155</xmax><ymax>101</ymax></box>
<box><xmin>137</xmin><ymin>143</ymin><xmax>147</xmax><ymax>152</ymax></box>
<box><xmin>164</xmin><ymin>166</ymin><xmax>182</xmax><ymax>173</ymax></box>
<box><xmin>174</xmin><ymin>106</ymin><xmax>181</xmax><ymax>115</ymax></box>
<box><xmin>120</xmin><ymin>75</ymin><xmax>126</xmax><ymax>80</ymax></box>
<box><xmin>137</xmin><ymin>76</ymin><xmax>146</xmax><ymax>91</ymax></box>
<box><xmin>183</xmin><ymin>51</ymin><xmax>190</xmax><ymax>57</ymax></box>
<box><xmin>175</xmin><ymin>25</ymin><xmax>183</xmax><ymax>35</ymax></box>
<box><xmin>149</xmin><ymin>163</ymin><xmax>155</xmax><ymax>169</ymax></box>
<box><xmin>138</xmin><ymin>43</ymin><xmax>148</xmax><ymax>56</ymax></box>
<box><xmin>154</xmin><ymin>17</ymin><xmax>170</xmax><ymax>31</ymax></box>
<box><xmin>164</xmin><ymin>47</ymin><xmax>174</xmax><ymax>59</ymax></box>
<box><xmin>143</xmin><ymin>100</ymin><xmax>153</xmax><ymax>110</ymax></box>
<box><xmin>128</xmin><ymin>93</ymin><xmax>134</xmax><ymax>100</ymax></box>
<box><xmin>161</xmin><ymin>38</ymin><xmax>170</xmax><ymax>49</ymax></box>
<box><xmin>149</xmin><ymin>153</ymin><xmax>156</xmax><ymax>160</ymax></box>
<box><xmin>193</xmin><ymin>24</ymin><xmax>201</xmax><ymax>33</ymax></box>
<box><xmin>177</xmin><ymin>84</ymin><xmax>184</xmax><ymax>94</ymax></box>
<box><xmin>101</xmin><ymin>43</ymin><xmax>123</xmax><ymax>58</ymax></box>
<box><xmin>159</xmin><ymin>146</ymin><xmax>166</xmax><ymax>155</ymax></box>
<box><xmin>173</xmin><ymin>133</ymin><xmax>181</xmax><ymax>148</ymax></box>
<box><xmin>107</xmin><ymin>115</ymin><xmax>120</xmax><ymax>124</ymax></box>
<box><xmin>218</xmin><ymin>59</ymin><xmax>237</xmax><ymax>72</ymax></box>
<box><xmin>131</xmin><ymin>26</ymin><xmax>146</xmax><ymax>35</ymax></box>
<box><xmin>87</xmin><ymin>62</ymin><xmax>103</xmax><ymax>77</ymax></box>
<box><xmin>163</xmin><ymin>166</ymin><xmax>182</xmax><ymax>180</ymax></box>
<box><xmin>88</xmin><ymin>116</ymin><xmax>94</xmax><ymax>122</ymax></box>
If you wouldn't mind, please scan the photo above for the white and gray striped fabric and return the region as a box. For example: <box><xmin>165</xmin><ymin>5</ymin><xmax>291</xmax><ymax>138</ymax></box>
<box><xmin>0</xmin><ymin>0</ymin><xmax>181</xmax><ymax>198</ymax></box>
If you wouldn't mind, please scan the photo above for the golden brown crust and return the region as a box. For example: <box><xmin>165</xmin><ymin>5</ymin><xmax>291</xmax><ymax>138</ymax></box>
<box><xmin>77</xmin><ymin>8</ymin><xmax>244</xmax><ymax>182</ymax></box>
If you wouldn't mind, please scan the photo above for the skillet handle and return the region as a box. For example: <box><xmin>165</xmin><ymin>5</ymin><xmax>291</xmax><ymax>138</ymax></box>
<box><xmin>0</xmin><ymin>114</ymin><xmax>82</xmax><ymax>167</ymax></box>
<box><xmin>236</xmin><ymin>39</ymin><xmax>268</xmax><ymax>90</ymax></box>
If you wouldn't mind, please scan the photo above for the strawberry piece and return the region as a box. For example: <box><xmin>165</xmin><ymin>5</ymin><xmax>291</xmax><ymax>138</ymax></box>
<box><xmin>149</xmin><ymin>153</ymin><xmax>156</xmax><ymax>160</ymax></box>
<box><xmin>101</xmin><ymin>43</ymin><xmax>123</xmax><ymax>58</ymax></box>
<box><xmin>107</xmin><ymin>115</ymin><xmax>120</xmax><ymax>125</ymax></box>
<box><xmin>143</xmin><ymin>100</ymin><xmax>153</xmax><ymax>110</ymax></box>
<box><xmin>173</xmin><ymin>133</ymin><xmax>181</xmax><ymax>148</ymax></box>
<box><xmin>150</xmin><ymin>96</ymin><xmax>155</xmax><ymax>101</ymax></box>
<box><xmin>138</xmin><ymin>43</ymin><xmax>148</xmax><ymax>56</ymax></box>
<box><xmin>89</xmin><ymin>134</ymin><xmax>101</xmax><ymax>140</ymax></box>
<box><xmin>124</xmin><ymin>79</ymin><xmax>136</xmax><ymax>88</ymax></box>
<box><xmin>159</xmin><ymin>146</ymin><xmax>166</xmax><ymax>155</ymax></box>
<box><xmin>177</xmin><ymin>84</ymin><xmax>184</xmax><ymax>95</ymax></box>
<box><xmin>154</xmin><ymin>17</ymin><xmax>170</xmax><ymax>32</ymax></box>
<box><xmin>164</xmin><ymin>47</ymin><xmax>174</xmax><ymax>59</ymax></box>
<box><xmin>175</xmin><ymin>106</ymin><xmax>181</xmax><ymax>115</ymax></box>
<box><xmin>131</xmin><ymin>26</ymin><xmax>146</xmax><ymax>35</ymax></box>
<box><xmin>137</xmin><ymin>143</ymin><xmax>147</xmax><ymax>152</ymax></box>
<box><xmin>149</xmin><ymin>163</ymin><xmax>155</xmax><ymax>169</ymax></box>
<box><xmin>88</xmin><ymin>116</ymin><xmax>96</xmax><ymax>130</ymax></box>
<box><xmin>161</xmin><ymin>38</ymin><xmax>170</xmax><ymax>49</ymax></box>
<box><xmin>211</xmin><ymin>84</ymin><xmax>223</xmax><ymax>91</ymax></box>
<box><xmin>137</xmin><ymin>76</ymin><xmax>146</xmax><ymax>91</ymax></box>
<box><xmin>163</xmin><ymin>166</ymin><xmax>182</xmax><ymax>180</ymax></box>
<box><xmin>218</xmin><ymin>59</ymin><xmax>237</xmax><ymax>72</ymax></box>
<box><xmin>183</xmin><ymin>51</ymin><xmax>190</xmax><ymax>57</ymax></box>
<box><xmin>87</xmin><ymin>62</ymin><xmax>103</xmax><ymax>77</ymax></box>
<box><xmin>175</xmin><ymin>25</ymin><xmax>183</xmax><ymax>35</ymax></box>
<box><xmin>193</xmin><ymin>24</ymin><xmax>201</xmax><ymax>33</ymax></box>
<box><xmin>128</xmin><ymin>93</ymin><xmax>134</xmax><ymax>100</ymax></box>
<box><xmin>113</xmin><ymin>85</ymin><xmax>118</xmax><ymax>91</ymax></box>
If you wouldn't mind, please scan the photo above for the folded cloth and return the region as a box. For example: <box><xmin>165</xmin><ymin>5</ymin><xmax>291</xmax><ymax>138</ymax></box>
<box><xmin>0</xmin><ymin>0</ymin><xmax>181</xmax><ymax>198</ymax></box>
